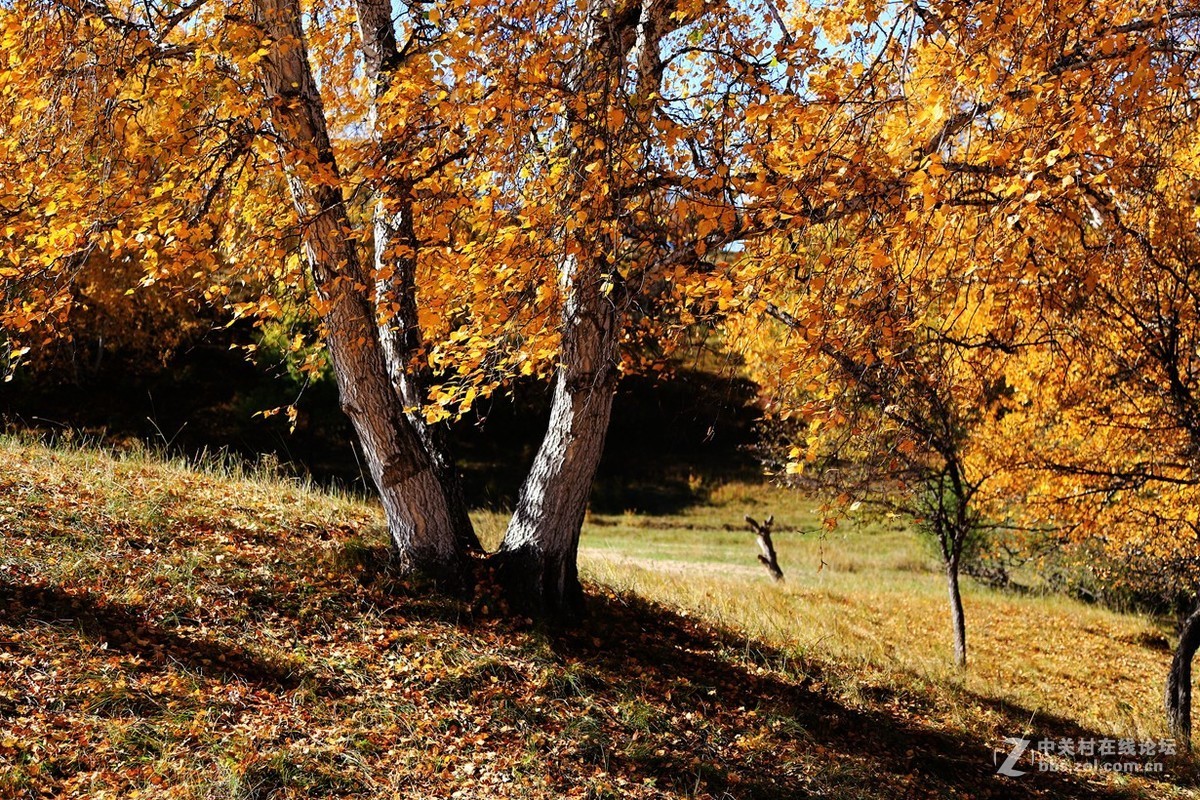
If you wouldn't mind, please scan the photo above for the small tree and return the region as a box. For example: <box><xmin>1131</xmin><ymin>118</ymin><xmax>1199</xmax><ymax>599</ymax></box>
<box><xmin>987</xmin><ymin>168</ymin><xmax>1200</xmax><ymax>744</ymax></box>
<box><xmin>740</xmin><ymin>294</ymin><xmax>1009</xmax><ymax>667</ymax></box>
<box><xmin>721</xmin><ymin>0</ymin><xmax>1200</xmax><ymax>673</ymax></box>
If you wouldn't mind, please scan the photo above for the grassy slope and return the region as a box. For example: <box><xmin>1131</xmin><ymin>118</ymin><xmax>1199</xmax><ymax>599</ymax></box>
<box><xmin>0</xmin><ymin>438</ymin><xmax>1195</xmax><ymax>798</ymax></box>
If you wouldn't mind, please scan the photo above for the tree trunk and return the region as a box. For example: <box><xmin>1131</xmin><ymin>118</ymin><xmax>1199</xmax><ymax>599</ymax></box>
<box><xmin>251</xmin><ymin>0</ymin><xmax>465</xmax><ymax>583</ymax></box>
<box><xmin>946</xmin><ymin>556</ymin><xmax>967</xmax><ymax>668</ymax></box>
<box><xmin>491</xmin><ymin>0</ymin><xmax>695</xmax><ymax>619</ymax></box>
<box><xmin>353</xmin><ymin>0</ymin><xmax>481</xmax><ymax>556</ymax></box>
<box><xmin>495</xmin><ymin>255</ymin><xmax>620</xmax><ymax>619</ymax></box>
<box><xmin>1167</xmin><ymin>601</ymin><xmax>1200</xmax><ymax>749</ymax></box>
<box><xmin>373</xmin><ymin>202</ymin><xmax>481</xmax><ymax>556</ymax></box>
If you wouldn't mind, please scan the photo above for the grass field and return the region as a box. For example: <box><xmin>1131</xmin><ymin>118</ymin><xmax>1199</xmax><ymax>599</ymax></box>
<box><xmin>574</xmin><ymin>483</ymin><xmax>1178</xmax><ymax>743</ymax></box>
<box><xmin>0</xmin><ymin>436</ymin><xmax>1195</xmax><ymax>798</ymax></box>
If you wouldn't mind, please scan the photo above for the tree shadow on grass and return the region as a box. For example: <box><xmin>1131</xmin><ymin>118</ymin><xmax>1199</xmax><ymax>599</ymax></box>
<box><xmin>2</xmin><ymin>565</ymin><xmax>1189</xmax><ymax>798</ymax></box>
<box><xmin>548</xmin><ymin>590</ymin><xmax>1195</xmax><ymax>799</ymax></box>
<box><xmin>0</xmin><ymin>579</ymin><xmax>336</xmax><ymax>695</ymax></box>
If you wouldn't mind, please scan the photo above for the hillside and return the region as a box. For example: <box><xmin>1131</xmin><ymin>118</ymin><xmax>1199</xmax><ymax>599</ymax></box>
<box><xmin>0</xmin><ymin>438</ymin><xmax>1196</xmax><ymax>799</ymax></box>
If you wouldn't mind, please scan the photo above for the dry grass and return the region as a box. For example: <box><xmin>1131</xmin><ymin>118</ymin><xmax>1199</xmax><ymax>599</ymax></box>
<box><xmin>0</xmin><ymin>436</ymin><xmax>1195</xmax><ymax>798</ymax></box>
<box><xmin>573</xmin><ymin>481</ymin><xmax>1175</xmax><ymax>743</ymax></box>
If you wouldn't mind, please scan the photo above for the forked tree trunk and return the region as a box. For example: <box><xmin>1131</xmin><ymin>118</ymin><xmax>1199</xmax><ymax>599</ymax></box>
<box><xmin>946</xmin><ymin>555</ymin><xmax>967</xmax><ymax>668</ymax></box>
<box><xmin>251</xmin><ymin>0</ymin><xmax>466</xmax><ymax>583</ymax></box>
<box><xmin>1167</xmin><ymin>601</ymin><xmax>1200</xmax><ymax>749</ymax></box>
<box><xmin>496</xmin><ymin>257</ymin><xmax>620</xmax><ymax>619</ymax></box>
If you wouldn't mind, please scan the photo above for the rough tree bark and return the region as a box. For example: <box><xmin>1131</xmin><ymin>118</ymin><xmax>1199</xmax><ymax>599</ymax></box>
<box><xmin>492</xmin><ymin>0</ymin><xmax>716</xmax><ymax>618</ymax></box>
<box><xmin>251</xmin><ymin>0</ymin><xmax>467</xmax><ymax>582</ymax></box>
<box><xmin>495</xmin><ymin>253</ymin><xmax>621</xmax><ymax>618</ymax></box>
<box><xmin>1167</xmin><ymin>601</ymin><xmax>1200</xmax><ymax>749</ymax></box>
<box><xmin>354</xmin><ymin>0</ymin><xmax>481</xmax><ymax>555</ymax></box>
<box><xmin>372</xmin><ymin>201</ymin><xmax>480</xmax><ymax>555</ymax></box>
<box><xmin>494</xmin><ymin>0</ymin><xmax>663</xmax><ymax>618</ymax></box>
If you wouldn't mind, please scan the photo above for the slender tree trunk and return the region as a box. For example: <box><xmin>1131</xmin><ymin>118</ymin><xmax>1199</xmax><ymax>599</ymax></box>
<box><xmin>496</xmin><ymin>256</ymin><xmax>620</xmax><ymax>618</ymax></box>
<box><xmin>1167</xmin><ymin>601</ymin><xmax>1200</xmax><ymax>749</ymax></box>
<box><xmin>251</xmin><ymin>0</ymin><xmax>465</xmax><ymax>583</ymax></box>
<box><xmin>946</xmin><ymin>555</ymin><xmax>967</xmax><ymax>668</ymax></box>
<box><xmin>373</xmin><ymin>201</ymin><xmax>482</xmax><ymax>556</ymax></box>
<box><xmin>353</xmin><ymin>0</ymin><xmax>481</xmax><ymax>556</ymax></box>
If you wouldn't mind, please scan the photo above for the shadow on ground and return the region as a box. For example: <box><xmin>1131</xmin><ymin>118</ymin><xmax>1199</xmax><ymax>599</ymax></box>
<box><xmin>546</xmin><ymin>591</ymin><xmax>1198</xmax><ymax>799</ymax></box>
<box><xmin>0</xmin><ymin>580</ymin><xmax>332</xmax><ymax>695</ymax></box>
<box><xmin>2</xmin><ymin>564</ymin><xmax>1192</xmax><ymax>799</ymax></box>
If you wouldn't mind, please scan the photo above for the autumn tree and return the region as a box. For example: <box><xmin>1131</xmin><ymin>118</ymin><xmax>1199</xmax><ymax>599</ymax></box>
<box><xmin>900</xmin><ymin>4</ymin><xmax>1200</xmax><ymax>742</ymax></box>
<box><xmin>0</xmin><ymin>0</ymin><xmax>782</xmax><ymax>616</ymax></box>
<box><xmin>984</xmin><ymin>135</ymin><xmax>1200</xmax><ymax>743</ymax></box>
<box><xmin>721</xmin><ymin>0</ymin><xmax>1200</xmax><ymax>671</ymax></box>
<box><xmin>739</xmin><ymin>287</ymin><xmax>1014</xmax><ymax>668</ymax></box>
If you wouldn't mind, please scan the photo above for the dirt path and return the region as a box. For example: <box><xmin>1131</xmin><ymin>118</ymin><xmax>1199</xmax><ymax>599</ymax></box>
<box><xmin>579</xmin><ymin>548</ymin><xmax>769</xmax><ymax>579</ymax></box>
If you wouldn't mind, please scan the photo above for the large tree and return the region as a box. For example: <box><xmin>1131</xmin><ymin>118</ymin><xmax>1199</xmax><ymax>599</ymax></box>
<box><xmin>0</xmin><ymin>0</ymin><xmax>774</xmax><ymax>615</ymax></box>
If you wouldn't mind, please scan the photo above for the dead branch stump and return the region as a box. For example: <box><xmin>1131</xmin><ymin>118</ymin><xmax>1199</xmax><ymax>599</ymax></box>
<box><xmin>745</xmin><ymin>514</ymin><xmax>784</xmax><ymax>581</ymax></box>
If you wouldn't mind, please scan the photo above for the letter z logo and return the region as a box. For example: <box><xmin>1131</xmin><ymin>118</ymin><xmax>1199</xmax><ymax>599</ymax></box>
<box><xmin>995</xmin><ymin>737</ymin><xmax>1030</xmax><ymax>777</ymax></box>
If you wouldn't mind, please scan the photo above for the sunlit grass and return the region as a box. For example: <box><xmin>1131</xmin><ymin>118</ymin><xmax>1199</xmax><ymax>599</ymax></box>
<box><xmin>5</xmin><ymin>431</ymin><xmax>1177</xmax><ymax>743</ymax></box>
<box><xmin>577</xmin><ymin>481</ymin><xmax>1174</xmax><ymax>743</ymax></box>
<box><xmin>471</xmin><ymin>466</ymin><xmax>1177</xmax><ymax>743</ymax></box>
